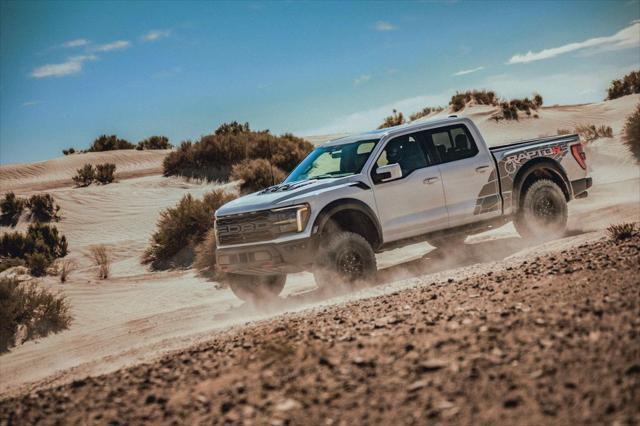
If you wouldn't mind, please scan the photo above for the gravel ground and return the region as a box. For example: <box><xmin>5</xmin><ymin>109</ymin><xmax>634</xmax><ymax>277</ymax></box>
<box><xmin>1</xmin><ymin>234</ymin><xmax>639</xmax><ymax>425</ymax></box>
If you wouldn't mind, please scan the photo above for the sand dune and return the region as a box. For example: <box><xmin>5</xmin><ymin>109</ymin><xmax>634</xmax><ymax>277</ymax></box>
<box><xmin>0</xmin><ymin>95</ymin><xmax>638</xmax><ymax>397</ymax></box>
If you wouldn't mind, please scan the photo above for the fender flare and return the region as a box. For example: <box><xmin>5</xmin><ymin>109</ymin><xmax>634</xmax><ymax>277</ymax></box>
<box><xmin>512</xmin><ymin>158</ymin><xmax>572</xmax><ymax>207</ymax></box>
<box><xmin>312</xmin><ymin>198</ymin><xmax>383</xmax><ymax>249</ymax></box>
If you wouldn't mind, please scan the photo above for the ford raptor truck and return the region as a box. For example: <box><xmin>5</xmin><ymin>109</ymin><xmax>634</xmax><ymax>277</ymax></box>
<box><xmin>214</xmin><ymin>116</ymin><xmax>591</xmax><ymax>302</ymax></box>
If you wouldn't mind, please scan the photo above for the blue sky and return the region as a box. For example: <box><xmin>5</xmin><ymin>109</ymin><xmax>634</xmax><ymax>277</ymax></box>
<box><xmin>1</xmin><ymin>1</ymin><xmax>639</xmax><ymax>165</ymax></box>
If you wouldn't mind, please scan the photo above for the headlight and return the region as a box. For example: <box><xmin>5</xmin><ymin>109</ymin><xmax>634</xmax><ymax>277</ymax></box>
<box><xmin>271</xmin><ymin>204</ymin><xmax>310</xmax><ymax>233</ymax></box>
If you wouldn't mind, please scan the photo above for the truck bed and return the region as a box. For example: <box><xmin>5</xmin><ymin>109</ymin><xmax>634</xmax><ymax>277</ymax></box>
<box><xmin>489</xmin><ymin>133</ymin><xmax>580</xmax><ymax>154</ymax></box>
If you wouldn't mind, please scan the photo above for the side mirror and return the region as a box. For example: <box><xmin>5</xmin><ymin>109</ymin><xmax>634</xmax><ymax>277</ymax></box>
<box><xmin>375</xmin><ymin>163</ymin><xmax>403</xmax><ymax>182</ymax></box>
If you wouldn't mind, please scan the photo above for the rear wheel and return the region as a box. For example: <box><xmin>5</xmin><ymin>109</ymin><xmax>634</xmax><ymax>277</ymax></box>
<box><xmin>226</xmin><ymin>274</ymin><xmax>286</xmax><ymax>304</ymax></box>
<box><xmin>313</xmin><ymin>231</ymin><xmax>377</xmax><ymax>292</ymax></box>
<box><xmin>514</xmin><ymin>179</ymin><xmax>567</xmax><ymax>240</ymax></box>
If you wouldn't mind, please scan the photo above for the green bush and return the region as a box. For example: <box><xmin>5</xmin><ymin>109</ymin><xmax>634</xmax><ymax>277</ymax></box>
<box><xmin>0</xmin><ymin>192</ymin><xmax>25</xmax><ymax>227</ymax></box>
<box><xmin>95</xmin><ymin>163</ymin><xmax>116</xmax><ymax>184</ymax></box>
<box><xmin>137</xmin><ymin>136</ymin><xmax>172</xmax><ymax>150</ymax></box>
<box><xmin>26</xmin><ymin>194</ymin><xmax>60</xmax><ymax>222</ymax></box>
<box><xmin>89</xmin><ymin>135</ymin><xmax>135</xmax><ymax>152</ymax></box>
<box><xmin>143</xmin><ymin>189</ymin><xmax>237</xmax><ymax>269</ymax></box>
<box><xmin>162</xmin><ymin>122</ymin><xmax>313</xmax><ymax>182</ymax></box>
<box><xmin>231</xmin><ymin>159</ymin><xmax>286</xmax><ymax>194</ymax></box>
<box><xmin>378</xmin><ymin>109</ymin><xmax>406</xmax><ymax>129</ymax></box>
<box><xmin>623</xmin><ymin>103</ymin><xmax>640</xmax><ymax>162</ymax></box>
<box><xmin>0</xmin><ymin>223</ymin><xmax>68</xmax><ymax>276</ymax></box>
<box><xmin>450</xmin><ymin>90</ymin><xmax>497</xmax><ymax>112</ymax></box>
<box><xmin>0</xmin><ymin>277</ymin><xmax>71</xmax><ymax>352</ymax></box>
<box><xmin>606</xmin><ymin>70</ymin><xmax>640</xmax><ymax>100</ymax></box>
<box><xmin>62</xmin><ymin>147</ymin><xmax>76</xmax><ymax>155</ymax></box>
<box><xmin>72</xmin><ymin>163</ymin><xmax>95</xmax><ymax>187</ymax></box>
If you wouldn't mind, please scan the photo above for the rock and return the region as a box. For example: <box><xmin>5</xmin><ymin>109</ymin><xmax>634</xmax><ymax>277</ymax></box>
<box><xmin>417</xmin><ymin>359</ymin><xmax>448</xmax><ymax>372</ymax></box>
<box><xmin>274</xmin><ymin>398</ymin><xmax>301</xmax><ymax>412</ymax></box>
<box><xmin>407</xmin><ymin>380</ymin><xmax>429</xmax><ymax>392</ymax></box>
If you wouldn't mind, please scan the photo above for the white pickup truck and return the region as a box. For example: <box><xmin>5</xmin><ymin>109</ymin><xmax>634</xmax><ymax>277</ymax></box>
<box><xmin>214</xmin><ymin>116</ymin><xmax>591</xmax><ymax>302</ymax></box>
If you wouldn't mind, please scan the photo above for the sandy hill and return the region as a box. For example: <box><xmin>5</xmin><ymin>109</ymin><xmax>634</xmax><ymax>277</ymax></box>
<box><xmin>0</xmin><ymin>95</ymin><xmax>638</xmax><ymax>397</ymax></box>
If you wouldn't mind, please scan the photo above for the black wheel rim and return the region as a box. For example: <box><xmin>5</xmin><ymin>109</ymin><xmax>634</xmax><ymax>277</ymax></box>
<box><xmin>336</xmin><ymin>248</ymin><xmax>364</xmax><ymax>282</ymax></box>
<box><xmin>533</xmin><ymin>193</ymin><xmax>559</xmax><ymax>223</ymax></box>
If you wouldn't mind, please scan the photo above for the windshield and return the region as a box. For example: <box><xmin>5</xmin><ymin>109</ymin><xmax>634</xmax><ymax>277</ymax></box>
<box><xmin>285</xmin><ymin>139</ymin><xmax>378</xmax><ymax>183</ymax></box>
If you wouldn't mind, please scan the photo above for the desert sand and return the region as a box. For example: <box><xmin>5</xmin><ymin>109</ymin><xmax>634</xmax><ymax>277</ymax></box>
<box><xmin>0</xmin><ymin>94</ymin><xmax>638</xmax><ymax>400</ymax></box>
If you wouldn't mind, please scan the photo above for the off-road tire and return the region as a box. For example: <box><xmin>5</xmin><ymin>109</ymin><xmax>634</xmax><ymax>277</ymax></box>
<box><xmin>514</xmin><ymin>179</ymin><xmax>568</xmax><ymax>240</ymax></box>
<box><xmin>313</xmin><ymin>231</ymin><xmax>377</xmax><ymax>292</ymax></box>
<box><xmin>226</xmin><ymin>274</ymin><xmax>286</xmax><ymax>304</ymax></box>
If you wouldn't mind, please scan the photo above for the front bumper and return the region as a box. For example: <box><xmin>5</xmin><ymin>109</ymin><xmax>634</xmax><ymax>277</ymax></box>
<box><xmin>216</xmin><ymin>236</ymin><xmax>318</xmax><ymax>275</ymax></box>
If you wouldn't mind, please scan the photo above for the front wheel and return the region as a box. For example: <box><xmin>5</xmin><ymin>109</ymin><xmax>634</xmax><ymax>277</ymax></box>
<box><xmin>226</xmin><ymin>274</ymin><xmax>286</xmax><ymax>304</ymax></box>
<box><xmin>313</xmin><ymin>231</ymin><xmax>377</xmax><ymax>292</ymax></box>
<box><xmin>514</xmin><ymin>179</ymin><xmax>568</xmax><ymax>240</ymax></box>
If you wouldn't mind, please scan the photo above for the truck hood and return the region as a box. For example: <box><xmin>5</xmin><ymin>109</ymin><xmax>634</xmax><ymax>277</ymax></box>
<box><xmin>216</xmin><ymin>175</ymin><xmax>361</xmax><ymax>217</ymax></box>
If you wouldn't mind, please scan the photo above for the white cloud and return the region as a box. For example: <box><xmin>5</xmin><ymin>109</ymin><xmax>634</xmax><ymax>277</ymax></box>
<box><xmin>92</xmin><ymin>40</ymin><xmax>131</xmax><ymax>52</ymax></box>
<box><xmin>22</xmin><ymin>100</ymin><xmax>41</xmax><ymax>107</ymax></box>
<box><xmin>354</xmin><ymin>74</ymin><xmax>372</xmax><ymax>85</ymax></box>
<box><xmin>374</xmin><ymin>21</ymin><xmax>395</xmax><ymax>31</ymax></box>
<box><xmin>62</xmin><ymin>38</ymin><xmax>89</xmax><ymax>48</ymax></box>
<box><xmin>453</xmin><ymin>66</ymin><xmax>484</xmax><ymax>76</ymax></box>
<box><xmin>508</xmin><ymin>21</ymin><xmax>640</xmax><ymax>64</ymax></box>
<box><xmin>30</xmin><ymin>54</ymin><xmax>97</xmax><ymax>78</ymax></box>
<box><xmin>142</xmin><ymin>29</ymin><xmax>171</xmax><ymax>42</ymax></box>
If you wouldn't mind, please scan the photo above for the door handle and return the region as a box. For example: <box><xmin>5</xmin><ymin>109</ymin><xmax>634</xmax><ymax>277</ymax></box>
<box><xmin>475</xmin><ymin>165</ymin><xmax>490</xmax><ymax>173</ymax></box>
<box><xmin>423</xmin><ymin>177</ymin><xmax>439</xmax><ymax>185</ymax></box>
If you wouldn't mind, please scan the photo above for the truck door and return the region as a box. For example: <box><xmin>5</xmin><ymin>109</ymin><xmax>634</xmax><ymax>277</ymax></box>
<box><xmin>370</xmin><ymin>131</ymin><xmax>448</xmax><ymax>243</ymax></box>
<box><xmin>427</xmin><ymin>124</ymin><xmax>501</xmax><ymax>227</ymax></box>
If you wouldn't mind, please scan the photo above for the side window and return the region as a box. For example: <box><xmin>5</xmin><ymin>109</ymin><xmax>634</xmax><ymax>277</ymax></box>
<box><xmin>429</xmin><ymin>125</ymin><xmax>479</xmax><ymax>163</ymax></box>
<box><xmin>375</xmin><ymin>133</ymin><xmax>431</xmax><ymax>177</ymax></box>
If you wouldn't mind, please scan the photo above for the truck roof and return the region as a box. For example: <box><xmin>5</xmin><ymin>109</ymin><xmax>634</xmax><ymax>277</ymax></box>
<box><xmin>322</xmin><ymin>115</ymin><xmax>467</xmax><ymax>147</ymax></box>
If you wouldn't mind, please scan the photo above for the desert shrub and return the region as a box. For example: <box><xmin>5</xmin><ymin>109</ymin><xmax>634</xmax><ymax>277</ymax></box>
<box><xmin>606</xmin><ymin>70</ymin><xmax>640</xmax><ymax>100</ymax></box>
<box><xmin>607</xmin><ymin>222</ymin><xmax>637</xmax><ymax>241</ymax></box>
<box><xmin>0</xmin><ymin>192</ymin><xmax>25</xmax><ymax>227</ymax></box>
<box><xmin>26</xmin><ymin>194</ymin><xmax>60</xmax><ymax>222</ymax></box>
<box><xmin>450</xmin><ymin>90</ymin><xmax>497</xmax><ymax>112</ymax></box>
<box><xmin>557</xmin><ymin>128</ymin><xmax>571</xmax><ymax>135</ymax></box>
<box><xmin>623</xmin><ymin>103</ymin><xmax>640</xmax><ymax>162</ymax></box>
<box><xmin>57</xmin><ymin>259</ymin><xmax>77</xmax><ymax>283</ymax></box>
<box><xmin>533</xmin><ymin>93</ymin><xmax>544</xmax><ymax>108</ymax></box>
<box><xmin>575</xmin><ymin>124</ymin><xmax>614</xmax><ymax>143</ymax></box>
<box><xmin>143</xmin><ymin>189</ymin><xmax>237</xmax><ymax>269</ymax></box>
<box><xmin>88</xmin><ymin>245</ymin><xmax>111</xmax><ymax>279</ymax></box>
<box><xmin>95</xmin><ymin>163</ymin><xmax>116</xmax><ymax>184</ymax></box>
<box><xmin>0</xmin><ymin>258</ymin><xmax>25</xmax><ymax>274</ymax></box>
<box><xmin>89</xmin><ymin>135</ymin><xmax>134</xmax><ymax>152</ymax></box>
<box><xmin>0</xmin><ymin>277</ymin><xmax>71</xmax><ymax>352</ymax></box>
<box><xmin>378</xmin><ymin>109</ymin><xmax>406</xmax><ymax>129</ymax></box>
<box><xmin>409</xmin><ymin>106</ymin><xmax>444</xmax><ymax>121</ymax></box>
<box><xmin>193</xmin><ymin>229</ymin><xmax>220</xmax><ymax>281</ymax></box>
<box><xmin>0</xmin><ymin>224</ymin><xmax>68</xmax><ymax>276</ymax></box>
<box><xmin>231</xmin><ymin>159</ymin><xmax>286</xmax><ymax>194</ymax></box>
<box><xmin>62</xmin><ymin>147</ymin><xmax>76</xmax><ymax>155</ymax></box>
<box><xmin>162</xmin><ymin>122</ymin><xmax>312</xmax><ymax>182</ymax></box>
<box><xmin>137</xmin><ymin>136</ymin><xmax>172</xmax><ymax>150</ymax></box>
<box><xmin>493</xmin><ymin>95</ymin><xmax>543</xmax><ymax>121</ymax></box>
<box><xmin>72</xmin><ymin>163</ymin><xmax>95</xmax><ymax>187</ymax></box>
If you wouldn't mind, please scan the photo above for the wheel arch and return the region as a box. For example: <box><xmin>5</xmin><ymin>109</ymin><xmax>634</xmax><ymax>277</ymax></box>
<box><xmin>312</xmin><ymin>198</ymin><xmax>383</xmax><ymax>250</ymax></box>
<box><xmin>513</xmin><ymin>158</ymin><xmax>571</xmax><ymax>211</ymax></box>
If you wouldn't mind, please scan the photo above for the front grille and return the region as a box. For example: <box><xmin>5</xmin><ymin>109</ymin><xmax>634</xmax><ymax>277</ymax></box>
<box><xmin>215</xmin><ymin>210</ymin><xmax>277</xmax><ymax>245</ymax></box>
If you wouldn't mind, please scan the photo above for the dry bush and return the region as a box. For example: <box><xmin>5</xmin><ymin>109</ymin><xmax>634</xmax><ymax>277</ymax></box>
<box><xmin>607</xmin><ymin>222</ymin><xmax>637</xmax><ymax>241</ymax></box>
<box><xmin>557</xmin><ymin>128</ymin><xmax>571</xmax><ymax>135</ymax></box>
<box><xmin>623</xmin><ymin>103</ymin><xmax>640</xmax><ymax>162</ymax></box>
<box><xmin>409</xmin><ymin>106</ymin><xmax>444</xmax><ymax>121</ymax></box>
<box><xmin>231</xmin><ymin>159</ymin><xmax>286</xmax><ymax>194</ymax></box>
<box><xmin>89</xmin><ymin>135</ymin><xmax>134</xmax><ymax>152</ymax></box>
<box><xmin>143</xmin><ymin>189</ymin><xmax>237</xmax><ymax>269</ymax></box>
<box><xmin>575</xmin><ymin>124</ymin><xmax>614</xmax><ymax>143</ymax></box>
<box><xmin>72</xmin><ymin>163</ymin><xmax>95</xmax><ymax>187</ymax></box>
<box><xmin>62</xmin><ymin>147</ymin><xmax>76</xmax><ymax>155</ymax></box>
<box><xmin>137</xmin><ymin>136</ymin><xmax>172</xmax><ymax>150</ymax></box>
<box><xmin>88</xmin><ymin>245</ymin><xmax>111</xmax><ymax>279</ymax></box>
<box><xmin>0</xmin><ymin>192</ymin><xmax>25</xmax><ymax>227</ymax></box>
<box><xmin>0</xmin><ymin>223</ymin><xmax>68</xmax><ymax>277</ymax></box>
<box><xmin>95</xmin><ymin>163</ymin><xmax>116</xmax><ymax>184</ymax></box>
<box><xmin>26</xmin><ymin>193</ymin><xmax>60</xmax><ymax>222</ymax></box>
<box><xmin>193</xmin><ymin>229</ymin><xmax>220</xmax><ymax>281</ymax></box>
<box><xmin>57</xmin><ymin>259</ymin><xmax>77</xmax><ymax>283</ymax></box>
<box><xmin>450</xmin><ymin>90</ymin><xmax>497</xmax><ymax>112</ymax></box>
<box><xmin>162</xmin><ymin>122</ymin><xmax>312</xmax><ymax>182</ymax></box>
<box><xmin>0</xmin><ymin>277</ymin><xmax>71</xmax><ymax>352</ymax></box>
<box><xmin>606</xmin><ymin>70</ymin><xmax>640</xmax><ymax>100</ymax></box>
<box><xmin>378</xmin><ymin>109</ymin><xmax>406</xmax><ymax>129</ymax></box>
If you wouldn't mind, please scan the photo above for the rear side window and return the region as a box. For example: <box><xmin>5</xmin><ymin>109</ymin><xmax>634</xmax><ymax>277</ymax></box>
<box><xmin>429</xmin><ymin>125</ymin><xmax>478</xmax><ymax>163</ymax></box>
